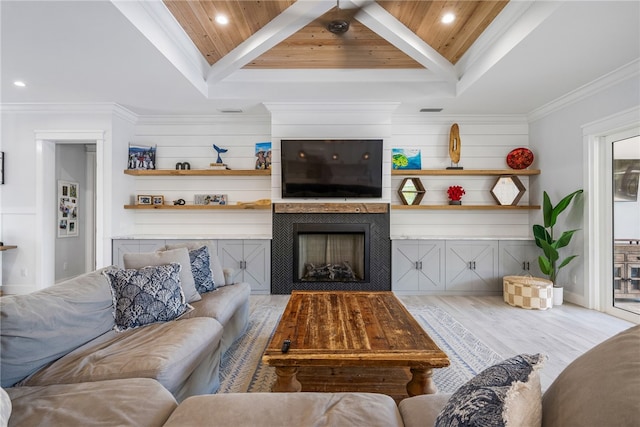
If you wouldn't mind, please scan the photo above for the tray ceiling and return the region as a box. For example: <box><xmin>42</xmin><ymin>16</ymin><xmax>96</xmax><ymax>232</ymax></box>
<box><xmin>163</xmin><ymin>0</ymin><xmax>508</xmax><ymax>70</ymax></box>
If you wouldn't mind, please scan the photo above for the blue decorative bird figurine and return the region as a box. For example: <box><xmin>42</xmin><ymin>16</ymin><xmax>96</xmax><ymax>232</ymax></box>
<box><xmin>213</xmin><ymin>144</ymin><xmax>228</xmax><ymax>164</ymax></box>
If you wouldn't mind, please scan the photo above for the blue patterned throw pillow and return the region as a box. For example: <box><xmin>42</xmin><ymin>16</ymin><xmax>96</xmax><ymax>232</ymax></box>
<box><xmin>435</xmin><ymin>353</ymin><xmax>545</xmax><ymax>427</ymax></box>
<box><xmin>188</xmin><ymin>245</ymin><xmax>216</xmax><ymax>293</ymax></box>
<box><xmin>103</xmin><ymin>263</ymin><xmax>190</xmax><ymax>332</ymax></box>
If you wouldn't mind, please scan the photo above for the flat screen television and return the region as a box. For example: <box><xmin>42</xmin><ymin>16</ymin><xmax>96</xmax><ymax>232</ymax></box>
<box><xmin>281</xmin><ymin>139</ymin><xmax>383</xmax><ymax>198</ymax></box>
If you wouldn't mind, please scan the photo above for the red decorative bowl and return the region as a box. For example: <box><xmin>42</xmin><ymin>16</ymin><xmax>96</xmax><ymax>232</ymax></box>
<box><xmin>506</xmin><ymin>148</ymin><xmax>534</xmax><ymax>170</ymax></box>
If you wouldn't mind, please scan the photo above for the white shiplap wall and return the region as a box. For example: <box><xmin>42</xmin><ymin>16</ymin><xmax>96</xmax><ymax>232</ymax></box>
<box><xmin>124</xmin><ymin>110</ymin><xmax>534</xmax><ymax>240</ymax></box>
<box><xmin>390</xmin><ymin>115</ymin><xmax>533</xmax><ymax>239</ymax></box>
<box><xmin>127</xmin><ymin>115</ymin><xmax>273</xmax><ymax>238</ymax></box>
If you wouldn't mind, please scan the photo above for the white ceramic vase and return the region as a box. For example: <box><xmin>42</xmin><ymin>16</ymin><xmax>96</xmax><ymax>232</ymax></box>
<box><xmin>552</xmin><ymin>286</ymin><xmax>564</xmax><ymax>306</ymax></box>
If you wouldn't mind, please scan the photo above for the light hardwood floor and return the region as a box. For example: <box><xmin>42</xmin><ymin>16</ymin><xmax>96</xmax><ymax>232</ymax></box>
<box><xmin>249</xmin><ymin>294</ymin><xmax>635</xmax><ymax>391</ymax></box>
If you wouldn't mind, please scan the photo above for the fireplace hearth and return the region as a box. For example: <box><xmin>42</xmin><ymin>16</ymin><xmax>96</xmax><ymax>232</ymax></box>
<box><xmin>271</xmin><ymin>203</ymin><xmax>390</xmax><ymax>294</ymax></box>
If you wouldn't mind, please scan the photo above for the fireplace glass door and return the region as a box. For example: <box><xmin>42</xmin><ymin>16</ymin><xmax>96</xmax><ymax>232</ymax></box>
<box><xmin>294</xmin><ymin>223</ymin><xmax>370</xmax><ymax>283</ymax></box>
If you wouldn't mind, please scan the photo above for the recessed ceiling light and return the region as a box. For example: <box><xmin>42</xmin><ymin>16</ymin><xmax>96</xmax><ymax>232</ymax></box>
<box><xmin>215</xmin><ymin>14</ymin><xmax>229</xmax><ymax>25</ymax></box>
<box><xmin>442</xmin><ymin>13</ymin><xmax>455</xmax><ymax>24</ymax></box>
<box><xmin>13</xmin><ymin>81</ymin><xmax>26</xmax><ymax>87</ymax></box>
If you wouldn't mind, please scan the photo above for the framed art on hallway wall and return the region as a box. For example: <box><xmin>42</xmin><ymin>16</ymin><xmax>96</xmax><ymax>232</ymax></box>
<box><xmin>58</xmin><ymin>180</ymin><xmax>79</xmax><ymax>238</ymax></box>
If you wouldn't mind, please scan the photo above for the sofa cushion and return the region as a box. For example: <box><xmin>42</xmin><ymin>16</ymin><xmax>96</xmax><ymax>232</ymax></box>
<box><xmin>19</xmin><ymin>317</ymin><xmax>223</xmax><ymax>398</ymax></box>
<box><xmin>103</xmin><ymin>264</ymin><xmax>191</xmax><ymax>332</ymax></box>
<box><xmin>6</xmin><ymin>378</ymin><xmax>177</xmax><ymax>427</ymax></box>
<box><xmin>163</xmin><ymin>392</ymin><xmax>404</xmax><ymax>427</ymax></box>
<box><xmin>164</xmin><ymin>241</ymin><xmax>226</xmax><ymax>287</ymax></box>
<box><xmin>435</xmin><ymin>353</ymin><xmax>544</xmax><ymax>427</ymax></box>
<box><xmin>184</xmin><ymin>282</ymin><xmax>251</xmax><ymax>326</ymax></box>
<box><xmin>0</xmin><ymin>268</ymin><xmax>115</xmax><ymax>387</ymax></box>
<box><xmin>124</xmin><ymin>247</ymin><xmax>201</xmax><ymax>303</ymax></box>
<box><xmin>188</xmin><ymin>245</ymin><xmax>216</xmax><ymax>293</ymax></box>
<box><xmin>398</xmin><ymin>393</ymin><xmax>452</xmax><ymax>427</ymax></box>
<box><xmin>542</xmin><ymin>324</ymin><xmax>640</xmax><ymax>427</ymax></box>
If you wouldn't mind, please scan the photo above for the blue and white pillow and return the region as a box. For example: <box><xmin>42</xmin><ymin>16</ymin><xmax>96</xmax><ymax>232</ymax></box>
<box><xmin>188</xmin><ymin>245</ymin><xmax>216</xmax><ymax>294</ymax></box>
<box><xmin>103</xmin><ymin>263</ymin><xmax>190</xmax><ymax>332</ymax></box>
<box><xmin>435</xmin><ymin>353</ymin><xmax>545</xmax><ymax>427</ymax></box>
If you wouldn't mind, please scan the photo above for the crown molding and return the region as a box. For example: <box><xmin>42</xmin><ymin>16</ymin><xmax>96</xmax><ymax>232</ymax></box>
<box><xmin>528</xmin><ymin>59</ymin><xmax>640</xmax><ymax>123</ymax></box>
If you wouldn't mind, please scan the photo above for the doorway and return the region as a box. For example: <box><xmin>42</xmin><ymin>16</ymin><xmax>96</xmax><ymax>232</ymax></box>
<box><xmin>54</xmin><ymin>143</ymin><xmax>96</xmax><ymax>282</ymax></box>
<box><xmin>612</xmin><ymin>135</ymin><xmax>640</xmax><ymax>315</ymax></box>
<box><xmin>585</xmin><ymin>110</ymin><xmax>640</xmax><ymax>323</ymax></box>
<box><xmin>35</xmin><ymin>130</ymin><xmax>106</xmax><ymax>291</ymax></box>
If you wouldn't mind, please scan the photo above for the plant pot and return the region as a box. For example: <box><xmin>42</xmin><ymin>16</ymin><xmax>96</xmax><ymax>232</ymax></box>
<box><xmin>449</xmin><ymin>200</ymin><xmax>462</xmax><ymax>205</ymax></box>
<box><xmin>552</xmin><ymin>286</ymin><xmax>564</xmax><ymax>306</ymax></box>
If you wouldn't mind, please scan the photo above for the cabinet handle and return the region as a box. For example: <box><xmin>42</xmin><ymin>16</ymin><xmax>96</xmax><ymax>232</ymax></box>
<box><xmin>239</xmin><ymin>260</ymin><xmax>247</xmax><ymax>269</ymax></box>
<box><xmin>419</xmin><ymin>261</ymin><xmax>423</xmax><ymax>270</ymax></box>
<box><xmin>415</xmin><ymin>261</ymin><xmax>420</xmax><ymax>270</ymax></box>
<box><xmin>469</xmin><ymin>261</ymin><xmax>476</xmax><ymax>270</ymax></box>
<box><xmin>523</xmin><ymin>261</ymin><xmax>530</xmax><ymax>270</ymax></box>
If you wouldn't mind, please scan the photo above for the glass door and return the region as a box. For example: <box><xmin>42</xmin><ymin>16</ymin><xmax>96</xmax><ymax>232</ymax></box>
<box><xmin>612</xmin><ymin>135</ymin><xmax>640</xmax><ymax>315</ymax></box>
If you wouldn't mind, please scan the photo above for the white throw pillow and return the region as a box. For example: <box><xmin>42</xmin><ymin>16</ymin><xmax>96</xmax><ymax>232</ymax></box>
<box><xmin>123</xmin><ymin>247</ymin><xmax>201</xmax><ymax>303</ymax></box>
<box><xmin>164</xmin><ymin>241</ymin><xmax>226</xmax><ymax>287</ymax></box>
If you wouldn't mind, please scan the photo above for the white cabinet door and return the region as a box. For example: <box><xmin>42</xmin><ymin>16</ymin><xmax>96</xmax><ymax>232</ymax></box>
<box><xmin>392</xmin><ymin>240</ymin><xmax>445</xmax><ymax>292</ymax></box>
<box><xmin>218</xmin><ymin>239</ymin><xmax>271</xmax><ymax>294</ymax></box>
<box><xmin>499</xmin><ymin>240</ymin><xmax>540</xmax><ymax>277</ymax></box>
<box><xmin>445</xmin><ymin>241</ymin><xmax>499</xmax><ymax>292</ymax></box>
<box><xmin>112</xmin><ymin>239</ymin><xmax>165</xmax><ymax>268</ymax></box>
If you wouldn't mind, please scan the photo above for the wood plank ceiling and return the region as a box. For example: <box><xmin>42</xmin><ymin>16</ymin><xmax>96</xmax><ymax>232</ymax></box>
<box><xmin>163</xmin><ymin>1</ymin><xmax>508</xmax><ymax>70</ymax></box>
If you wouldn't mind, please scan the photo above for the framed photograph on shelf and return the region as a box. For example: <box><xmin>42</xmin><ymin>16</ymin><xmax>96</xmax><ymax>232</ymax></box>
<box><xmin>255</xmin><ymin>141</ymin><xmax>272</xmax><ymax>170</ymax></box>
<box><xmin>127</xmin><ymin>144</ymin><xmax>157</xmax><ymax>170</ymax></box>
<box><xmin>152</xmin><ymin>195</ymin><xmax>165</xmax><ymax>205</ymax></box>
<box><xmin>194</xmin><ymin>194</ymin><xmax>227</xmax><ymax>205</ymax></box>
<box><xmin>137</xmin><ymin>195</ymin><xmax>152</xmax><ymax>205</ymax></box>
<box><xmin>58</xmin><ymin>181</ymin><xmax>79</xmax><ymax>238</ymax></box>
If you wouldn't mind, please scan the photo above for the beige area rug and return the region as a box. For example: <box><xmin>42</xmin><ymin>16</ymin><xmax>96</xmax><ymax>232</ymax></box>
<box><xmin>217</xmin><ymin>299</ymin><xmax>503</xmax><ymax>394</ymax></box>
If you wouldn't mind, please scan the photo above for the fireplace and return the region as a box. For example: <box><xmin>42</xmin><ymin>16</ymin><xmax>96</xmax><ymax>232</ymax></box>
<box><xmin>294</xmin><ymin>223</ymin><xmax>370</xmax><ymax>283</ymax></box>
<box><xmin>271</xmin><ymin>203</ymin><xmax>390</xmax><ymax>294</ymax></box>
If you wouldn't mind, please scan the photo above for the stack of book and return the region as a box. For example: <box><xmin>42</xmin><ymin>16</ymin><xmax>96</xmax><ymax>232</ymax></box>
<box><xmin>209</xmin><ymin>163</ymin><xmax>229</xmax><ymax>170</ymax></box>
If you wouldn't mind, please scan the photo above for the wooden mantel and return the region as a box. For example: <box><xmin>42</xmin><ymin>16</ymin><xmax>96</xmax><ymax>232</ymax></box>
<box><xmin>273</xmin><ymin>203</ymin><xmax>389</xmax><ymax>214</ymax></box>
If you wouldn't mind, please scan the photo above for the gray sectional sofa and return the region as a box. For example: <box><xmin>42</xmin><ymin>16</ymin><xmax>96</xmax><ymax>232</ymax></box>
<box><xmin>2</xmin><ymin>244</ymin><xmax>639</xmax><ymax>426</ymax></box>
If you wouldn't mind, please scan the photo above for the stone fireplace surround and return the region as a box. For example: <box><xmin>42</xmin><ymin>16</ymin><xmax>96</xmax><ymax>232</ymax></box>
<box><xmin>271</xmin><ymin>203</ymin><xmax>391</xmax><ymax>295</ymax></box>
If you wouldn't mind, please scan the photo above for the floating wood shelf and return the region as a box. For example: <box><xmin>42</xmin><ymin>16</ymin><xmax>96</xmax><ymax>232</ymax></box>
<box><xmin>124</xmin><ymin>204</ymin><xmax>271</xmax><ymax>210</ymax></box>
<box><xmin>124</xmin><ymin>169</ymin><xmax>271</xmax><ymax>176</ymax></box>
<box><xmin>391</xmin><ymin>169</ymin><xmax>540</xmax><ymax>176</ymax></box>
<box><xmin>392</xmin><ymin>205</ymin><xmax>540</xmax><ymax>210</ymax></box>
<box><xmin>0</xmin><ymin>245</ymin><xmax>17</xmax><ymax>251</ymax></box>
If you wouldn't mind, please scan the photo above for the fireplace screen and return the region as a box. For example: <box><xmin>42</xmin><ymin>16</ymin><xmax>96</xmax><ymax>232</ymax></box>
<box><xmin>294</xmin><ymin>223</ymin><xmax>369</xmax><ymax>282</ymax></box>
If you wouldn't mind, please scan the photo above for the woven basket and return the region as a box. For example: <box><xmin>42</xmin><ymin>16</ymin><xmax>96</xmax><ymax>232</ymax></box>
<box><xmin>503</xmin><ymin>275</ymin><xmax>553</xmax><ymax>310</ymax></box>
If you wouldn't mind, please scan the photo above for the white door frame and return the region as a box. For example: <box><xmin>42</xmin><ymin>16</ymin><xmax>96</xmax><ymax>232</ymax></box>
<box><xmin>584</xmin><ymin>106</ymin><xmax>640</xmax><ymax>324</ymax></box>
<box><xmin>35</xmin><ymin>130</ymin><xmax>106</xmax><ymax>290</ymax></box>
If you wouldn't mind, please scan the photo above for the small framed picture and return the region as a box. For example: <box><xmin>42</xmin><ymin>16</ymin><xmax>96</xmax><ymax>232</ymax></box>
<box><xmin>152</xmin><ymin>195</ymin><xmax>165</xmax><ymax>205</ymax></box>
<box><xmin>194</xmin><ymin>194</ymin><xmax>227</xmax><ymax>205</ymax></box>
<box><xmin>137</xmin><ymin>195</ymin><xmax>152</xmax><ymax>205</ymax></box>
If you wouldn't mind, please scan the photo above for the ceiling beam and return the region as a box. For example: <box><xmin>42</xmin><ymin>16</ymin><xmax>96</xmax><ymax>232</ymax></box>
<box><xmin>206</xmin><ymin>0</ymin><xmax>335</xmax><ymax>86</ymax></box>
<box><xmin>111</xmin><ymin>0</ymin><xmax>210</xmax><ymax>97</ymax></box>
<box><xmin>348</xmin><ymin>0</ymin><xmax>458</xmax><ymax>84</ymax></box>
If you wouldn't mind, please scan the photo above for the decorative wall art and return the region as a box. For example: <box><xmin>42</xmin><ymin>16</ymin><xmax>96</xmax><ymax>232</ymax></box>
<box><xmin>128</xmin><ymin>144</ymin><xmax>156</xmax><ymax>170</ymax></box>
<box><xmin>194</xmin><ymin>194</ymin><xmax>227</xmax><ymax>205</ymax></box>
<box><xmin>152</xmin><ymin>196</ymin><xmax>165</xmax><ymax>205</ymax></box>
<box><xmin>392</xmin><ymin>148</ymin><xmax>422</xmax><ymax>170</ymax></box>
<box><xmin>614</xmin><ymin>159</ymin><xmax>640</xmax><ymax>201</ymax></box>
<box><xmin>58</xmin><ymin>181</ymin><xmax>79</xmax><ymax>238</ymax></box>
<box><xmin>255</xmin><ymin>142</ymin><xmax>272</xmax><ymax>170</ymax></box>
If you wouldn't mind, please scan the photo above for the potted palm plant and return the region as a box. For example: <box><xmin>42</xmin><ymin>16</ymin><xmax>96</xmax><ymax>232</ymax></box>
<box><xmin>532</xmin><ymin>189</ymin><xmax>584</xmax><ymax>305</ymax></box>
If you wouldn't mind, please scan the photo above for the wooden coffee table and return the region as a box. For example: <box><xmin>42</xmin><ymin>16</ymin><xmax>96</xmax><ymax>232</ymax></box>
<box><xmin>262</xmin><ymin>291</ymin><xmax>450</xmax><ymax>397</ymax></box>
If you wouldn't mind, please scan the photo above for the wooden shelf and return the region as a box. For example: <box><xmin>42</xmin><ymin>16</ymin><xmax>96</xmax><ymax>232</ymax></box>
<box><xmin>0</xmin><ymin>245</ymin><xmax>17</xmax><ymax>251</ymax></box>
<box><xmin>124</xmin><ymin>169</ymin><xmax>271</xmax><ymax>176</ymax></box>
<box><xmin>124</xmin><ymin>204</ymin><xmax>271</xmax><ymax>210</ymax></box>
<box><xmin>392</xmin><ymin>205</ymin><xmax>540</xmax><ymax>210</ymax></box>
<box><xmin>391</xmin><ymin>169</ymin><xmax>540</xmax><ymax>176</ymax></box>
